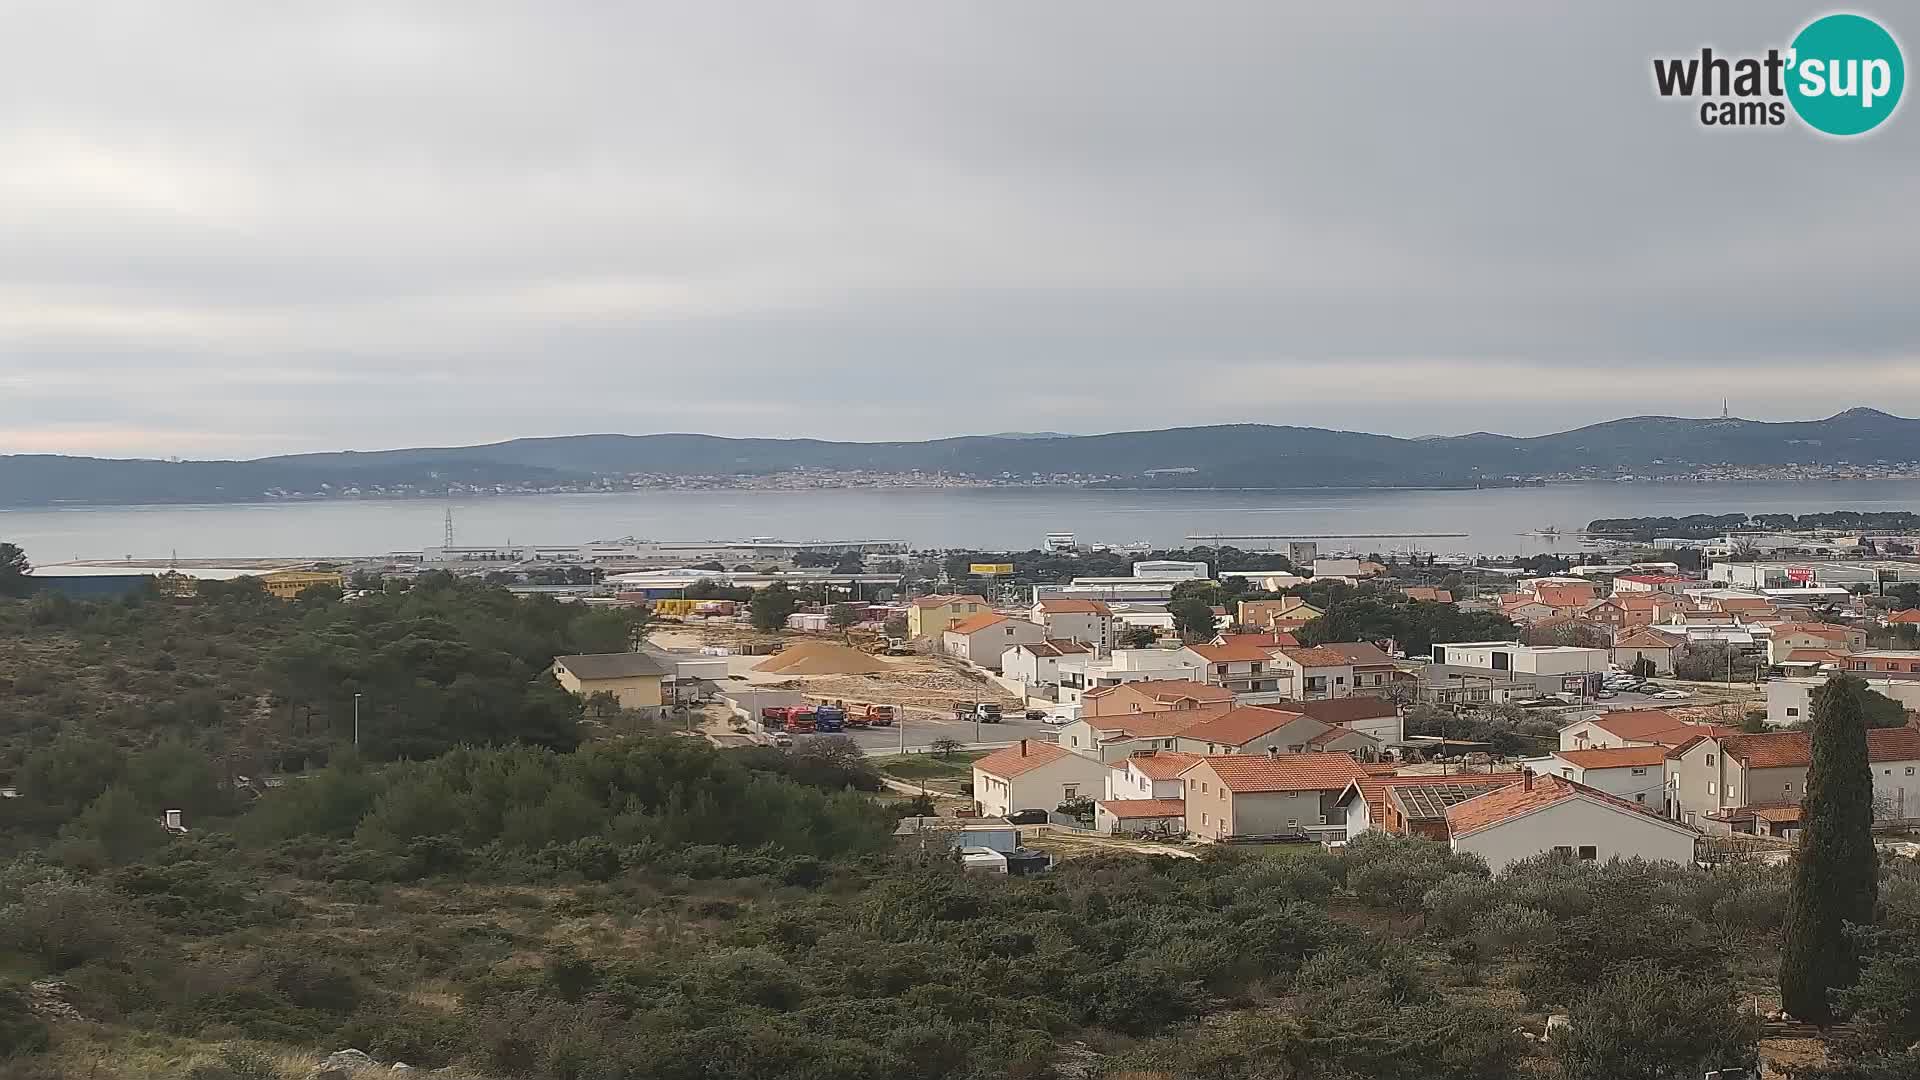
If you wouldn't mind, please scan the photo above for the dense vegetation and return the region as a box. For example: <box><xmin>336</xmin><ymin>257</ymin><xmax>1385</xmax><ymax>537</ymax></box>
<box><xmin>0</xmin><ymin>574</ymin><xmax>643</xmax><ymax>854</ymax></box>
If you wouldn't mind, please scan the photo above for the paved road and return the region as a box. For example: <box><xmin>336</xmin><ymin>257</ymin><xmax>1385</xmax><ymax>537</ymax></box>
<box><xmin>830</xmin><ymin>710</ymin><xmax>1064</xmax><ymax>755</ymax></box>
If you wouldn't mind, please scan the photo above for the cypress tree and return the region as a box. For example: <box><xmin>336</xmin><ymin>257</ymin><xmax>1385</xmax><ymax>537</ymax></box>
<box><xmin>1779</xmin><ymin>673</ymin><xmax>1880</xmax><ymax>1023</ymax></box>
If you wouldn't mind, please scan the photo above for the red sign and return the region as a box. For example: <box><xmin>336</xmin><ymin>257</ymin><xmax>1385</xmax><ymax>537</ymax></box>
<box><xmin>1787</xmin><ymin>566</ymin><xmax>1814</xmax><ymax>583</ymax></box>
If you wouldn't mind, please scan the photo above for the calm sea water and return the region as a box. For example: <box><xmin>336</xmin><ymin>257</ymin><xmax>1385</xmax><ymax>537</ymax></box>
<box><xmin>6</xmin><ymin>480</ymin><xmax>1920</xmax><ymax>565</ymax></box>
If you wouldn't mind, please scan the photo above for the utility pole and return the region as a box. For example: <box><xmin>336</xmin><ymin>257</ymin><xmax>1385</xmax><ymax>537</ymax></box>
<box><xmin>353</xmin><ymin>693</ymin><xmax>362</xmax><ymax>748</ymax></box>
<box><xmin>898</xmin><ymin>713</ymin><xmax>906</xmax><ymax>755</ymax></box>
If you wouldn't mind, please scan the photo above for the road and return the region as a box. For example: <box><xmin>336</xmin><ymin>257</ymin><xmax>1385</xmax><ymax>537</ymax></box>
<box><xmin>830</xmin><ymin>709</ymin><xmax>1065</xmax><ymax>755</ymax></box>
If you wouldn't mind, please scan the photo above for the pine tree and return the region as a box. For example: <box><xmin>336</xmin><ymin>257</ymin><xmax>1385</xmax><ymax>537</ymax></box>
<box><xmin>1780</xmin><ymin>673</ymin><xmax>1880</xmax><ymax>1023</ymax></box>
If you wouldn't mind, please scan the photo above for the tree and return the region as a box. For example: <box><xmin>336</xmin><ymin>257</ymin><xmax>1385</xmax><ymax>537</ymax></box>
<box><xmin>883</xmin><ymin>613</ymin><xmax>908</xmax><ymax>639</ymax></box>
<box><xmin>930</xmin><ymin>738</ymin><xmax>961</xmax><ymax>759</ymax></box>
<box><xmin>749</xmin><ymin>582</ymin><xmax>800</xmax><ymax>632</ymax></box>
<box><xmin>1119</xmin><ymin>626</ymin><xmax>1159</xmax><ymax>649</ymax></box>
<box><xmin>0</xmin><ymin>542</ymin><xmax>31</xmax><ymax>598</ymax></box>
<box><xmin>827</xmin><ymin>603</ymin><xmax>859</xmax><ymax>638</ymax></box>
<box><xmin>1861</xmin><ymin>686</ymin><xmax>1911</xmax><ymax>729</ymax></box>
<box><xmin>1630</xmin><ymin>655</ymin><xmax>1657</xmax><ymax>679</ymax></box>
<box><xmin>1169</xmin><ymin>596</ymin><xmax>1218</xmax><ymax>641</ymax></box>
<box><xmin>1782</xmin><ymin>673</ymin><xmax>1881</xmax><ymax>1023</ymax></box>
<box><xmin>1555</xmin><ymin>960</ymin><xmax>1761</xmax><ymax>1080</ymax></box>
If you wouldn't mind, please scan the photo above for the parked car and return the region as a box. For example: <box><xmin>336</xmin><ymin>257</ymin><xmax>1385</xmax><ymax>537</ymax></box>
<box><xmin>1042</xmin><ymin>710</ymin><xmax>1075</xmax><ymax>727</ymax></box>
<box><xmin>1025</xmin><ymin>709</ymin><xmax>1049</xmax><ymax>722</ymax></box>
<box><xmin>1654</xmin><ymin>689</ymin><xmax>1692</xmax><ymax>700</ymax></box>
<box><xmin>772</xmin><ymin>734</ymin><xmax>793</xmax><ymax>747</ymax></box>
<box><xmin>1006</xmin><ymin>809</ymin><xmax>1050</xmax><ymax>825</ymax></box>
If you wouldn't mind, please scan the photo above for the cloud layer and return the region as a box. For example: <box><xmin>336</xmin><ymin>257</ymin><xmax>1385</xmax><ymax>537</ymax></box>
<box><xmin>2</xmin><ymin>2</ymin><xmax>1916</xmax><ymax>456</ymax></box>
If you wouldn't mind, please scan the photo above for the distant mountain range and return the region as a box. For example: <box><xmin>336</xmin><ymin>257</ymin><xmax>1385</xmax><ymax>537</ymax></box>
<box><xmin>3</xmin><ymin>409</ymin><xmax>1918</xmax><ymax>507</ymax></box>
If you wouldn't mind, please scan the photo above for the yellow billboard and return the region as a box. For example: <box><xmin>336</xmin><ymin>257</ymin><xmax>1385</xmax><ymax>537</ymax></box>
<box><xmin>969</xmin><ymin>563</ymin><xmax>1014</xmax><ymax>575</ymax></box>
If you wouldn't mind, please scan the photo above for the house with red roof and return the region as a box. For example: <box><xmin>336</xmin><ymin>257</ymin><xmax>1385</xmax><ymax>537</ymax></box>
<box><xmin>942</xmin><ymin>612</ymin><xmax>1045</xmax><ymax>670</ymax></box>
<box><xmin>1173</xmin><ymin>706</ymin><xmax>1327</xmax><ymax>757</ymax></box>
<box><xmin>1095</xmin><ymin>749</ymin><xmax>1202</xmax><ymax>835</ymax></box>
<box><xmin>1001</xmin><ymin>639</ymin><xmax>1092</xmax><ymax>689</ymax></box>
<box><xmin>1611</xmin><ymin>627</ymin><xmax>1684</xmax><ymax>676</ymax></box>
<box><xmin>1767</xmin><ymin>621</ymin><xmax>1866</xmax><ymax>665</ymax></box>
<box><xmin>1887</xmin><ymin>609</ymin><xmax>1920</xmax><ymax>627</ymax></box>
<box><xmin>1179</xmin><ymin>752</ymin><xmax>1366</xmax><ymax>841</ymax></box>
<box><xmin>1057</xmin><ymin>705</ymin><xmax>1230</xmax><ymax>763</ymax></box>
<box><xmin>1293</xmin><ymin>695</ymin><xmax>1405</xmax><ymax>743</ymax></box>
<box><xmin>907</xmin><ymin>594</ymin><xmax>991</xmax><ymax>639</ymax></box>
<box><xmin>1445</xmin><ymin>772</ymin><xmax>1699</xmax><ymax>873</ymax></box>
<box><xmin>971</xmin><ymin>739</ymin><xmax>1114</xmax><ymax>819</ymax></box>
<box><xmin>1541</xmin><ymin>746</ymin><xmax>1669</xmax><ymax>808</ymax></box>
<box><xmin>1178</xmin><ymin>640</ymin><xmax>1291</xmax><ymax>696</ymax></box>
<box><xmin>1557</xmin><ymin>709</ymin><xmax>1735</xmax><ymax>752</ymax></box>
<box><xmin>1269</xmin><ymin>646</ymin><xmax>1360</xmax><ymax>700</ymax></box>
<box><xmin>1665</xmin><ymin>726</ymin><xmax>1920</xmax><ymax>828</ymax></box>
<box><xmin>1081</xmin><ymin>679</ymin><xmax>1233</xmax><ymax>718</ymax></box>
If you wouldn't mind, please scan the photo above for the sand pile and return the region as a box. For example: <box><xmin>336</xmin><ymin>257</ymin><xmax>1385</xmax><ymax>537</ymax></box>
<box><xmin>754</xmin><ymin>641</ymin><xmax>888</xmax><ymax>676</ymax></box>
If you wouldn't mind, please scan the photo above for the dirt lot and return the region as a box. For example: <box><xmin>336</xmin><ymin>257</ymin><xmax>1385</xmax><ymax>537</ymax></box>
<box><xmin>650</xmin><ymin>625</ymin><xmax>1020</xmax><ymax>716</ymax></box>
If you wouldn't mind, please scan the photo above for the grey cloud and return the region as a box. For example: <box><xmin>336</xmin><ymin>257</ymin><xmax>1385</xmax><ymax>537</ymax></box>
<box><xmin>0</xmin><ymin>1</ymin><xmax>1915</xmax><ymax>456</ymax></box>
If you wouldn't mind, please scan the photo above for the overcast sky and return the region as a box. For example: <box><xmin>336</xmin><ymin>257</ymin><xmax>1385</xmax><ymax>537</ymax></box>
<box><xmin>2</xmin><ymin>2</ymin><xmax>1916</xmax><ymax>458</ymax></box>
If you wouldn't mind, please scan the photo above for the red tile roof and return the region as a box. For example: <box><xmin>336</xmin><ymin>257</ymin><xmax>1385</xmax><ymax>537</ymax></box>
<box><xmin>1444</xmin><ymin>774</ymin><xmax>1692</xmax><ymax>838</ymax></box>
<box><xmin>1614</xmin><ymin>628</ymin><xmax>1681</xmax><ymax>650</ymax></box>
<box><xmin>1189</xmin><ymin>752</ymin><xmax>1365</xmax><ymax>793</ymax></box>
<box><xmin>1125</xmin><ymin>749</ymin><xmax>1203</xmax><ymax>779</ymax></box>
<box><xmin>1097</xmin><ymin>798</ymin><xmax>1187</xmax><ymax>819</ymax></box>
<box><xmin>1535</xmin><ymin>584</ymin><xmax>1598</xmax><ymax>608</ymax></box>
<box><xmin>945</xmin><ymin>612</ymin><xmax>1008</xmax><ymax>635</ymax></box>
<box><xmin>1088</xmin><ymin>709</ymin><xmax>1228</xmax><ymax>738</ymax></box>
<box><xmin>1403</xmin><ymin>587</ymin><xmax>1453</xmax><ymax>603</ymax></box>
<box><xmin>973</xmin><ymin>739</ymin><xmax>1074</xmax><ymax>779</ymax></box>
<box><xmin>1583</xmin><ymin>710</ymin><xmax>1737</xmax><ymax>748</ymax></box>
<box><xmin>1083</xmin><ymin>679</ymin><xmax>1234</xmax><ymax>705</ymax></box>
<box><xmin>1307</xmin><ymin>727</ymin><xmax>1376</xmax><ymax>747</ymax></box>
<box><xmin>1278</xmin><ymin>646</ymin><xmax>1355</xmax><ymax>668</ymax></box>
<box><xmin>1036</xmin><ymin>598</ymin><xmax>1113</xmax><ymax>615</ymax></box>
<box><xmin>1178</xmin><ymin>706</ymin><xmax>1311</xmax><ymax>747</ymax></box>
<box><xmin>1782</xmin><ymin>648</ymin><xmax>1849</xmax><ymax>665</ymax></box>
<box><xmin>1553</xmin><ymin>746</ymin><xmax>1670</xmax><ymax>770</ymax></box>
<box><xmin>1187</xmin><ymin>640</ymin><xmax>1280</xmax><ymax>663</ymax></box>
<box><xmin>1889</xmin><ymin>610</ymin><xmax>1920</xmax><ymax>625</ymax></box>
<box><xmin>1216</xmin><ymin>632</ymin><xmax>1299</xmax><ymax>650</ymax></box>
<box><xmin>1772</xmin><ymin>622</ymin><xmax>1853</xmax><ymax>639</ymax></box>
<box><xmin>1312</xmin><ymin>641</ymin><xmax>1397</xmax><ymax>667</ymax></box>
<box><xmin>1703</xmin><ymin>727</ymin><xmax>1920</xmax><ymax>769</ymax></box>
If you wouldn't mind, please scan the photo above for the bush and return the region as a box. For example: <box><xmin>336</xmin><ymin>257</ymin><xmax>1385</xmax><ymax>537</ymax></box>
<box><xmin>0</xmin><ymin>983</ymin><xmax>48</xmax><ymax>1057</ymax></box>
<box><xmin>1556</xmin><ymin>960</ymin><xmax>1761</xmax><ymax>1080</ymax></box>
<box><xmin>1343</xmin><ymin>832</ymin><xmax>1486</xmax><ymax>913</ymax></box>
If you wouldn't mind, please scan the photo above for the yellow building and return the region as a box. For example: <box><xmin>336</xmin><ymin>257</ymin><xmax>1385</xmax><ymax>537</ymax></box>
<box><xmin>261</xmin><ymin>570</ymin><xmax>345</xmax><ymax>600</ymax></box>
<box><xmin>552</xmin><ymin>652</ymin><xmax>669</xmax><ymax>710</ymax></box>
<box><xmin>906</xmin><ymin>593</ymin><xmax>993</xmax><ymax>639</ymax></box>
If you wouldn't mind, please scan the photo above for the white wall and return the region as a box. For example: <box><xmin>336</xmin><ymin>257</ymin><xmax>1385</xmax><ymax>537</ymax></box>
<box><xmin>1452</xmin><ymin>794</ymin><xmax>1696</xmax><ymax>874</ymax></box>
<box><xmin>974</xmin><ymin>755</ymin><xmax>1111</xmax><ymax>817</ymax></box>
<box><xmin>1548</xmin><ymin>759</ymin><xmax>1665</xmax><ymax>808</ymax></box>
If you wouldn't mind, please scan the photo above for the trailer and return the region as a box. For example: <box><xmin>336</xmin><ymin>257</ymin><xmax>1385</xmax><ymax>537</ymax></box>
<box><xmin>860</xmin><ymin>704</ymin><xmax>896</xmax><ymax>727</ymax></box>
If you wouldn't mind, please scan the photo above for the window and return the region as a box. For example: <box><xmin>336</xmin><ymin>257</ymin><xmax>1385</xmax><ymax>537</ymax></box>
<box><xmin>1063</xmin><ymin>786</ymin><xmax>1077</xmax><ymax>799</ymax></box>
<box><xmin>1708</xmin><ymin>781</ymin><xmax>1717</xmax><ymax>795</ymax></box>
<box><xmin>1336</xmin><ymin>676</ymin><xmax>1346</xmax><ymax>685</ymax></box>
<box><xmin>1787</xmin><ymin>707</ymin><xmax>1800</xmax><ymax>717</ymax></box>
<box><xmin>1219</xmin><ymin>789</ymin><xmax>1225</xmax><ymax>801</ymax></box>
<box><xmin>1201</xmin><ymin>813</ymin><xmax>1208</xmax><ymax>825</ymax></box>
<box><xmin>1070</xmin><ymin>736</ymin><xmax>1078</xmax><ymax>746</ymax></box>
<box><xmin>1631</xmin><ymin>767</ymin><xmax>1648</xmax><ymax>776</ymax></box>
<box><xmin>1706</xmin><ymin>754</ymin><xmax>1715</xmax><ymax>766</ymax></box>
<box><xmin>1784</xmin><ymin>782</ymin><xmax>1793</xmax><ymax>792</ymax></box>
<box><xmin>1635</xmin><ymin>793</ymin><xmax>1646</xmax><ymax>803</ymax></box>
<box><xmin>1318</xmin><ymin>815</ymin><xmax>1328</xmax><ymax>825</ymax></box>
<box><xmin>1578</xmin><ymin>845</ymin><xmax>1598</xmax><ymax>861</ymax></box>
<box><xmin>1286</xmin><ymin>819</ymin><xmax>1297</xmax><ymax>829</ymax></box>
<box><xmin>1908</xmin><ymin>767</ymin><xmax>1916</xmax><ymax>776</ymax></box>
<box><xmin>1201</xmin><ymin>782</ymin><xmax>1208</xmax><ymax>794</ymax></box>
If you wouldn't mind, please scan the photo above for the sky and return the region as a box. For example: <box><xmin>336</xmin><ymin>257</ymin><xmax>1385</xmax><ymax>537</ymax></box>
<box><xmin>2</xmin><ymin>2</ymin><xmax>1917</xmax><ymax>459</ymax></box>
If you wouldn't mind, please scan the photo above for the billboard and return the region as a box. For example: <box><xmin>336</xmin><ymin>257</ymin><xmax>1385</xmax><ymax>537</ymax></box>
<box><xmin>969</xmin><ymin>563</ymin><xmax>1014</xmax><ymax>576</ymax></box>
<box><xmin>1787</xmin><ymin>566</ymin><xmax>1815</xmax><ymax>583</ymax></box>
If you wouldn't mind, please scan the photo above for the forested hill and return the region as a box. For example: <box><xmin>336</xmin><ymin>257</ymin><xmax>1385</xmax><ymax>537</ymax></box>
<box><xmin>5</xmin><ymin>408</ymin><xmax>1920</xmax><ymax>506</ymax></box>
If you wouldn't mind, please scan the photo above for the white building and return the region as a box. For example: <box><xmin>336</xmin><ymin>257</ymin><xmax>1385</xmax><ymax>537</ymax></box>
<box><xmin>1132</xmin><ymin>560</ymin><xmax>1210</xmax><ymax>580</ymax></box>
<box><xmin>1056</xmin><ymin>648</ymin><xmax>1206</xmax><ymax>704</ymax></box>
<box><xmin>1313</xmin><ymin>557</ymin><xmax>1364</xmax><ymax>578</ymax></box>
<box><xmin>1430</xmin><ymin>641</ymin><xmax>1608</xmax><ymax>676</ymax></box>
<box><xmin>1539</xmin><ymin>747</ymin><xmax>1669</xmax><ymax>808</ymax></box>
<box><xmin>971</xmin><ymin>740</ymin><xmax>1114</xmax><ymax>818</ymax></box>
<box><xmin>1001</xmin><ymin>639</ymin><xmax>1093</xmax><ymax>690</ymax></box>
<box><xmin>1768</xmin><ymin>674</ymin><xmax>1920</xmax><ymax>727</ymax></box>
<box><xmin>1444</xmin><ymin>773</ymin><xmax>1699</xmax><ymax>874</ymax></box>
<box><xmin>943</xmin><ymin>613</ymin><xmax>1047</xmax><ymax>670</ymax></box>
<box><xmin>1030</xmin><ymin>598</ymin><xmax>1117</xmax><ymax>651</ymax></box>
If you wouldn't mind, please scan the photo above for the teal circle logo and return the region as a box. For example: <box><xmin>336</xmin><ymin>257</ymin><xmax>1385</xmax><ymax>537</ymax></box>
<box><xmin>1787</xmin><ymin>13</ymin><xmax>1904</xmax><ymax>135</ymax></box>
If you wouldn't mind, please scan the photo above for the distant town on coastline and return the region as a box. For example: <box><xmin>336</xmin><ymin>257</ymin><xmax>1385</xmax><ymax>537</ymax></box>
<box><xmin>6</xmin><ymin>408</ymin><xmax>1920</xmax><ymax>507</ymax></box>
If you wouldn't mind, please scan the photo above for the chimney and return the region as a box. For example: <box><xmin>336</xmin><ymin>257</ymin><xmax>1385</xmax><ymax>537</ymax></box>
<box><xmin>1522</xmin><ymin>768</ymin><xmax>1534</xmax><ymax>791</ymax></box>
<box><xmin>1266</xmin><ymin>745</ymin><xmax>1279</xmax><ymax>759</ymax></box>
<box><xmin>1019</xmin><ymin>739</ymin><xmax>1028</xmax><ymax>757</ymax></box>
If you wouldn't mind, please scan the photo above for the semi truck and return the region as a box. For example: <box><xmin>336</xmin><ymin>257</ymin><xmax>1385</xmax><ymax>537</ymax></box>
<box><xmin>859</xmin><ymin>704</ymin><xmax>896</xmax><ymax>727</ymax></box>
<box><xmin>954</xmin><ymin>702</ymin><xmax>1003</xmax><ymax>723</ymax></box>
<box><xmin>814</xmin><ymin>704</ymin><xmax>846</xmax><ymax>733</ymax></box>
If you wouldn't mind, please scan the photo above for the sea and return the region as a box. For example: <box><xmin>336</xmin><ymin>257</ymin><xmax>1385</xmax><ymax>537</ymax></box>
<box><xmin>6</xmin><ymin>479</ymin><xmax>1920</xmax><ymax>567</ymax></box>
